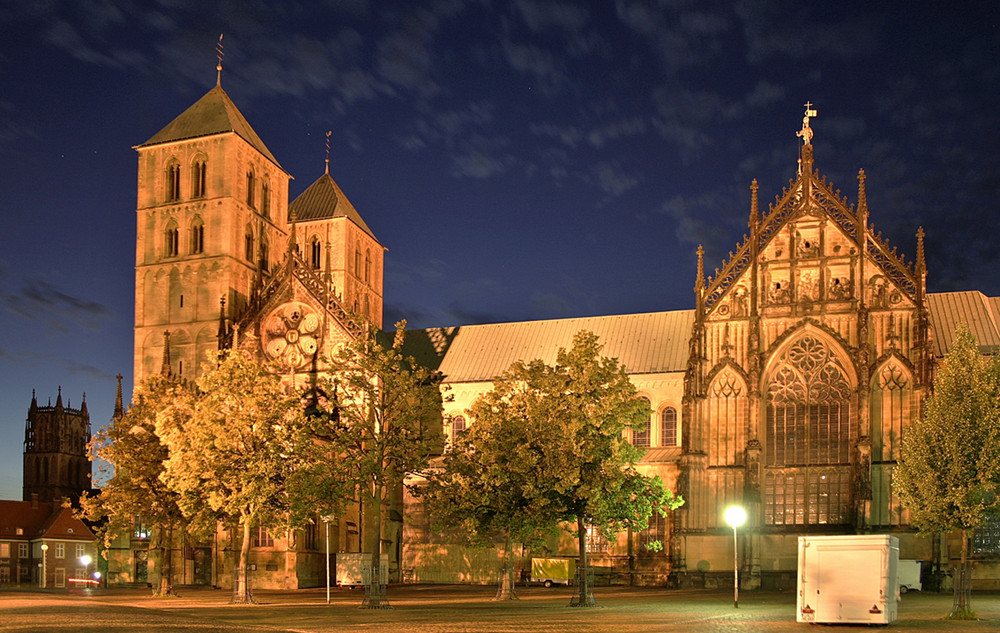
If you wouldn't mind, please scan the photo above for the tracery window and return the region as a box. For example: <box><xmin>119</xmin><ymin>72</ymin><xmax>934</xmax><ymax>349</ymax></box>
<box><xmin>261</xmin><ymin>180</ymin><xmax>270</xmax><ymax>218</ymax></box>
<box><xmin>252</xmin><ymin>526</ymin><xmax>273</xmax><ymax>548</ymax></box>
<box><xmin>354</xmin><ymin>247</ymin><xmax>362</xmax><ymax>278</ymax></box>
<box><xmin>246</xmin><ymin>170</ymin><xmax>256</xmax><ymax>208</ymax></box>
<box><xmin>244</xmin><ymin>226</ymin><xmax>254</xmax><ymax>262</ymax></box>
<box><xmin>973</xmin><ymin>516</ymin><xmax>1000</xmax><ymax>555</ymax></box>
<box><xmin>707</xmin><ymin>369</ymin><xmax>746</xmax><ymax>466</ymax></box>
<box><xmin>165</xmin><ymin>221</ymin><xmax>179</xmax><ymax>257</ymax></box>
<box><xmin>661</xmin><ymin>407</ymin><xmax>677</xmax><ymax>447</ymax></box>
<box><xmin>764</xmin><ymin>335</ymin><xmax>854</xmax><ymax>526</ymax></box>
<box><xmin>633</xmin><ymin>397</ymin><xmax>651</xmax><ymax>447</ymax></box>
<box><xmin>260</xmin><ymin>236</ymin><xmax>269</xmax><ymax>273</ymax></box>
<box><xmin>586</xmin><ymin>524</ymin><xmax>610</xmax><ymax>553</ymax></box>
<box><xmin>638</xmin><ymin>510</ymin><xmax>667</xmax><ymax>553</ymax></box>
<box><xmin>365</xmin><ymin>250</ymin><xmax>371</xmax><ymax>284</ymax></box>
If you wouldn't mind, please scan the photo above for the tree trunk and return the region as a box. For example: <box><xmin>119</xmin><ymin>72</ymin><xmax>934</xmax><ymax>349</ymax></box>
<box><xmin>361</xmin><ymin>479</ymin><xmax>391</xmax><ymax>609</ymax></box>
<box><xmin>948</xmin><ymin>529</ymin><xmax>974</xmax><ymax>619</ymax></box>
<box><xmin>570</xmin><ymin>515</ymin><xmax>598</xmax><ymax>607</ymax></box>
<box><xmin>156</xmin><ymin>524</ymin><xmax>176</xmax><ymax>597</ymax></box>
<box><xmin>494</xmin><ymin>535</ymin><xmax>518</xmax><ymax>601</ymax></box>
<box><xmin>231</xmin><ymin>519</ymin><xmax>255</xmax><ymax>605</ymax></box>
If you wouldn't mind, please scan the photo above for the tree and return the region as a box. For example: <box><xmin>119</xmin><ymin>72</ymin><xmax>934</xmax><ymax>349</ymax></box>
<box><xmin>320</xmin><ymin>320</ymin><xmax>443</xmax><ymax>608</ymax></box>
<box><xmin>82</xmin><ymin>374</ymin><xmax>190</xmax><ymax>596</ymax></box>
<box><xmin>421</xmin><ymin>373</ymin><xmax>564</xmax><ymax>600</ymax></box>
<box><xmin>895</xmin><ymin>323</ymin><xmax>1000</xmax><ymax>619</ymax></box>
<box><xmin>156</xmin><ymin>345</ymin><xmax>304</xmax><ymax>604</ymax></box>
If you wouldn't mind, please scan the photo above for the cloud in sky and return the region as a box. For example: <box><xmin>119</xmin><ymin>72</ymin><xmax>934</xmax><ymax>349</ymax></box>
<box><xmin>1</xmin><ymin>278</ymin><xmax>112</xmax><ymax>331</ymax></box>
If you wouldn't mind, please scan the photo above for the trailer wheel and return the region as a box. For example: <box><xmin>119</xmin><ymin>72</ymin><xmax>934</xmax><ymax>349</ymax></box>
<box><xmin>899</xmin><ymin>585</ymin><xmax>908</xmax><ymax>594</ymax></box>
<box><xmin>544</xmin><ymin>580</ymin><xmax>553</xmax><ymax>588</ymax></box>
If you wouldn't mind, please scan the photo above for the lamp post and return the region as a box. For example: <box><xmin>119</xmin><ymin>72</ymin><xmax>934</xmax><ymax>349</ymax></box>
<box><xmin>81</xmin><ymin>554</ymin><xmax>92</xmax><ymax>584</ymax></box>
<box><xmin>724</xmin><ymin>505</ymin><xmax>747</xmax><ymax>608</ymax></box>
<box><xmin>40</xmin><ymin>544</ymin><xmax>48</xmax><ymax>589</ymax></box>
<box><xmin>322</xmin><ymin>515</ymin><xmax>334</xmax><ymax>605</ymax></box>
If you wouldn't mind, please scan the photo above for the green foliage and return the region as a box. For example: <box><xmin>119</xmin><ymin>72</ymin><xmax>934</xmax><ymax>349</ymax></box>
<box><xmin>895</xmin><ymin>323</ymin><xmax>1000</xmax><ymax>536</ymax></box>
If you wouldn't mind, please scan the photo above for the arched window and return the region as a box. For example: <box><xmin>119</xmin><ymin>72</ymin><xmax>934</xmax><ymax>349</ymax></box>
<box><xmin>192</xmin><ymin>160</ymin><xmax>206</xmax><ymax>198</ymax></box>
<box><xmin>449</xmin><ymin>415</ymin><xmax>466</xmax><ymax>448</ymax></box>
<box><xmin>661</xmin><ymin>407</ymin><xmax>677</xmax><ymax>447</ymax></box>
<box><xmin>311</xmin><ymin>237</ymin><xmax>321</xmax><ymax>269</ymax></box>
<box><xmin>260</xmin><ymin>236</ymin><xmax>269</xmax><ymax>272</ymax></box>
<box><xmin>365</xmin><ymin>249</ymin><xmax>371</xmax><ymax>284</ymax></box>
<box><xmin>764</xmin><ymin>335</ymin><xmax>854</xmax><ymax>526</ymax></box>
<box><xmin>164</xmin><ymin>220</ymin><xmax>179</xmax><ymax>257</ymax></box>
<box><xmin>166</xmin><ymin>161</ymin><xmax>181</xmax><ymax>202</ymax></box>
<box><xmin>190</xmin><ymin>218</ymin><xmax>204</xmax><ymax>254</ymax></box>
<box><xmin>246</xmin><ymin>170</ymin><xmax>256</xmax><ymax>208</ymax></box>
<box><xmin>261</xmin><ymin>179</ymin><xmax>270</xmax><ymax>218</ymax></box>
<box><xmin>632</xmin><ymin>397</ymin><xmax>651</xmax><ymax>447</ymax></box>
<box><xmin>354</xmin><ymin>247</ymin><xmax>362</xmax><ymax>278</ymax></box>
<box><xmin>244</xmin><ymin>226</ymin><xmax>254</xmax><ymax>262</ymax></box>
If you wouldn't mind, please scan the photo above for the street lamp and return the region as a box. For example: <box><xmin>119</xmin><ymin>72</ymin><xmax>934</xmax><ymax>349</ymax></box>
<box><xmin>724</xmin><ymin>505</ymin><xmax>747</xmax><ymax>608</ymax></box>
<box><xmin>81</xmin><ymin>554</ymin><xmax>92</xmax><ymax>583</ymax></box>
<box><xmin>40</xmin><ymin>544</ymin><xmax>48</xmax><ymax>589</ymax></box>
<box><xmin>322</xmin><ymin>515</ymin><xmax>335</xmax><ymax>605</ymax></box>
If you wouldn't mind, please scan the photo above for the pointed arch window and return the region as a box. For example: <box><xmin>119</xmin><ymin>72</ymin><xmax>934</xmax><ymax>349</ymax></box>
<box><xmin>244</xmin><ymin>226</ymin><xmax>254</xmax><ymax>262</ymax></box>
<box><xmin>260</xmin><ymin>236</ymin><xmax>270</xmax><ymax>273</ymax></box>
<box><xmin>354</xmin><ymin>247</ymin><xmax>362</xmax><ymax>278</ymax></box>
<box><xmin>632</xmin><ymin>397</ymin><xmax>651</xmax><ymax>447</ymax></box>
<box><xmin>192</xmin><ymin>160</ymin><xmax>207</xmax><ymax>198</ymax></box>
<box><xmin>190</xmin><ymin>218</ymin><xmax>204</xmax><ymax>254</ymax></box>
<box><xmin>661</xmin><ymin>407</ymin><xmax>677</xmax><ymax>447</ymax></box>
<box><xmin>246</xmin><ymin>170</ymin><xmax>256</xmax><ymax>208</ymax></box>
<box><xmin>311</xmin><ymin>237</ymin><xmax>322</xmax><ymax>269</ymax></box>
<box><xmin>164</xmin><ymin>220</ymin><xmax>179</xmax><ymax>257</ymax></box>
<box><xmin>764</xmin><ymin>335</ymin><xmax>854</xmax><ymax>526</ymax></box>
<box><xmin>166</xmin><ymin>161</ymin><xmax>181</xmax><ymax>202</ymax></box>
<box><xmin>365</xmin><ymin>249</ymin><xmax>371</xmax><ymax>284</ymax></box>
<box><xmin>261</xmin><ymin>179</ymin><xmax>271</xmax><ymax>218</ymax></box>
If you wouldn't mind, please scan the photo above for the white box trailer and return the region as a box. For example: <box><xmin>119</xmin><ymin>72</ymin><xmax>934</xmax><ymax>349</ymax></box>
<box><xmin>796</xmin><ymin>535</ymin><xmax>899</xmax><ymax>625</ymax></box>
<box><xmin>898</xmin><ymin>559</ymin><xmax>922</xmax><ymax>593</ymax></box>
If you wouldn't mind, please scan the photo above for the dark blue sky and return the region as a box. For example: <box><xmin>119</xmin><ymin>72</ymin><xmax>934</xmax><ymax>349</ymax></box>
<box><xmin>1</xmin><ymin>1</ymin><xmax>998</xmax><ymax>499</ymax></box>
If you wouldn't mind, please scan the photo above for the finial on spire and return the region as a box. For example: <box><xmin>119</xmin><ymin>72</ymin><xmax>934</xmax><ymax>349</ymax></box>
<box><xmin>114</xmin><ymin>374</ymin><xmax>124</xmax><ymax>420</ymax></box>
<box><xmin>325</xmin><ymin>130</ymin><xmax>332</xmax><ymax>175</ymax></box>
<box><xmin>857</xmin><ymin>168</ymin><xmax>868</xmax><ymax>223</ymax></box>
<box><xmin>916</xmin><ymin>226</ymin><xmax>926</xmax><ymax>273</ymax></box>
<box><xmin>216</xmin><ymin>34</ymin><xmax>225</xmax><ymax>86</ymax></box>
<box><xmin>695</xmin><ymin>245</ymin><xmax>705</xmax><ymax>292</ymax></box>
<box><xmin>749</xmin><ymin>179</ymin><xmax>759</xmax><ymax>227</ymax></box>
<box><xmin>797</xmin><ymin>101</ymin><xmax>817</xmax><ymax>146</ymax></box>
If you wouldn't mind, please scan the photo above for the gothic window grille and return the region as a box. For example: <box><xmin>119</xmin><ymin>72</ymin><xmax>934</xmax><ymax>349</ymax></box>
<box><xmin>261</xmin><ymin>180</ymin><xmax>270</xmax><ymax>218</ymax></box>
<box><xmin>661</xmin><ymin>407</ymin><xmax>677</xmax><ymax>447</ymax></box>
<box><xmin>764</xmin><ymin>336</ymin><xmax>854</xmax><ymax>526</ymax></box>
<box><xmin>633</xmin><ymin>397</ymin><xmax>651</xmax><ymax>447</ymax></box>
<box><xmin>166</xmin><ymin>162</ymin><xmax>180</xmax><ymax>202</ymax></box>
<box><xmin>586</xmin><ymin>524</ymin><xmax>610</xmax><ymax>553</ymax></box>
<box><xmin>638</xmin><ymin>510</ymin><xmax>667</xmax><ymax>553</ymax></box>
<box><xmin>872</xmin><ymin>362</ymin><xmax>911</xmax><ymax>462</ymax></box>
<box><xmin>311</xmin><ymin>238</ymin><xmax>321</xmax><ymax>269</ymax></box>
<box><xmin>451</xmin><ymin>415</ymin><xmax>466</xmax><ymax>441</ymax></box>
<box><xmin>973</xmin><ymin>516</ymin><xmax>1000</xmax><ymax>555</ymax></box>
<box><xmin>192</xmin><ymin>160</ymin><xmax>206</xmax><ymax>198</ymax></box>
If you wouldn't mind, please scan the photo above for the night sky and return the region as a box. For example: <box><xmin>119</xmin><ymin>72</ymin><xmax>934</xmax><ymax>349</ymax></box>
<box><xmin>1</xmin><ymin>1</ymin><xmax>998</xmax><ymax>499</ymax></box>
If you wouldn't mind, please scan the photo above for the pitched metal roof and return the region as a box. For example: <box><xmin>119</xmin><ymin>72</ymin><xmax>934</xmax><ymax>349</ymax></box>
<box><xmin>926</xmin><ymin>291</ymin><xmax>1000</xmax><ymax>356</ymax></box>
<box><xmin>138</xmin><ymin>85</ymin><xmax>282</xmax><ymax>168</ymax></box>
<box><xmin>288</xmin><ymin>172</ymin><xmax>379</xmax><ymax>242</ymax></box>
<box><xmin>409</xmin><ymin>310</ymin><xmax>694</xmax><ymax>384</ymax></box>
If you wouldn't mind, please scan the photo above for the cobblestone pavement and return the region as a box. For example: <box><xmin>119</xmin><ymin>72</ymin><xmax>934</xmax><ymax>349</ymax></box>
<box><xmin>1</xmin><ymin>584</ymin><xmax>998</xmax><ymax>632</ymax></box>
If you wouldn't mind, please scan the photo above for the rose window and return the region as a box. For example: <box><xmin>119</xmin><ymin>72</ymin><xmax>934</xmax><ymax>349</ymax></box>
<box><xmin>262</xmin><ymin>302</ymin><xmax>321</xmax><ymax>369</ymax></box>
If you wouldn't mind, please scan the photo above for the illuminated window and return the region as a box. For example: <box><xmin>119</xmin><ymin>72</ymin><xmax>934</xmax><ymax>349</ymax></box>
<box><xmin>661</xmin><ymin>407</ymin><xmax>677</xmax><ymax>447</ymax></box>
<box><xmin>973</xmin><ymin>516</ymin><xmax>1000</xmax><ymax>555</ymax></box>
<box><xmin>586</xmin><ymin>524</ymin><xmax>610</xmax><ymax>553</ymax></box>
<box><xmin>133</xmin><ymin>516</ymin><xmax>150</xmax><ymax>539</ymax></box>
<box><xmin>639</xmin><ymin>511</ymin><xmax>667</xmax><ymax>553</ymax></box>
<box><xmin>0</xmin><ymin>544</ymin><xmax>8</xmax><ymax>558</ymax></box>
<box><xmin>632</xmin><ymin>397</ymin><xmax>651</xmax><ymax>447</ymax></box>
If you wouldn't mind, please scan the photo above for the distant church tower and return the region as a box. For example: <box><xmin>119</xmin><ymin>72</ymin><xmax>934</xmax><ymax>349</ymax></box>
<box><xmin>132</xmin><ymin>71</ymin><xmax>291</xmax><ymax>386</ymax></box>
<box><xmin>23</xmin><ymin>388</ymin><xmax>92</xmax><ymax>504</ymax></box>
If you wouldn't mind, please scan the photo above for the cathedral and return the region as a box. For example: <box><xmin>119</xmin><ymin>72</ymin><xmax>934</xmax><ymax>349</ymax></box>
<box><xmin>103</xmin><ymin>70</ymin><xmax>1000</xmax><ymax>590</ymax></box>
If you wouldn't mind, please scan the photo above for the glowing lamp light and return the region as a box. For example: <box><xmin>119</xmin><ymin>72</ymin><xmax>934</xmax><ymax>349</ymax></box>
<box><xmin>724</xmin><ymin>505</ymin><xmax>747</xmax><ymax>608</ymax></box>
<box><xmin>724</xmin><ymin>505</ymin><xmax>747</xmax><ymax>529</ymax></box>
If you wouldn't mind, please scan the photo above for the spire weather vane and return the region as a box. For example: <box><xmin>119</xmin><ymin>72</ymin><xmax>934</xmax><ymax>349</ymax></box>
<box><xmin>325</xmin><ymin>130</ymin><xmax>332</xmax><ymax>174</ymax></box>
<box><xmin>797</xmin><ymin>101</ymin><xmax>818</xmax><ymax>146</ymax></box>
<box><xmin>216</xmin><ymin>34</ymin><xmax>225</xmax><ymax>85</ymax></box>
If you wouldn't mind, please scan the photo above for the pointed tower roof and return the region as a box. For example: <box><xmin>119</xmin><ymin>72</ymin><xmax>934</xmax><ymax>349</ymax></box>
<box><xmin>138</xmin><ymin>85</ymin><xmax>282</xmax><ymax>168</ymax></box>
<box><xmin>288</xmin><ymin>172</ymin><xmax>380</xmax><ymax>242</ymax></box>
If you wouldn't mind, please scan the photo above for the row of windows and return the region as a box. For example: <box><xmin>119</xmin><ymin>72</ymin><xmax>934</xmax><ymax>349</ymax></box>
<box><xmin>165</xmin><ymin>160</ymin><xmax>207</xmax><ymax>202</ymax></box>
<box><xmin>0</xmin><ymin>543</ymin><xmax>29</xmax><ymax>558</ymax></box>
<box><xmin>631</xmin><ymin>402</ymin><xmax>679</xmax><ymax>448</ymax></box>
<box><xmin>164</xmin><ymin>220</ymin><xmax>204</xmax><ymax>257</ymax></box>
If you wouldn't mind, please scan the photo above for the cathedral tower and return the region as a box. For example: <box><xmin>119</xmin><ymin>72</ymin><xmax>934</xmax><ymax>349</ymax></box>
<box><xmin>23</xmin><ymin>389</ymin><xmax>91</xmax><ymax>504</ymax></box>
<box><xmin>132</xmin><ymin>76</ymin><xmax>290</xmax><ymax>385</ymax></box>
